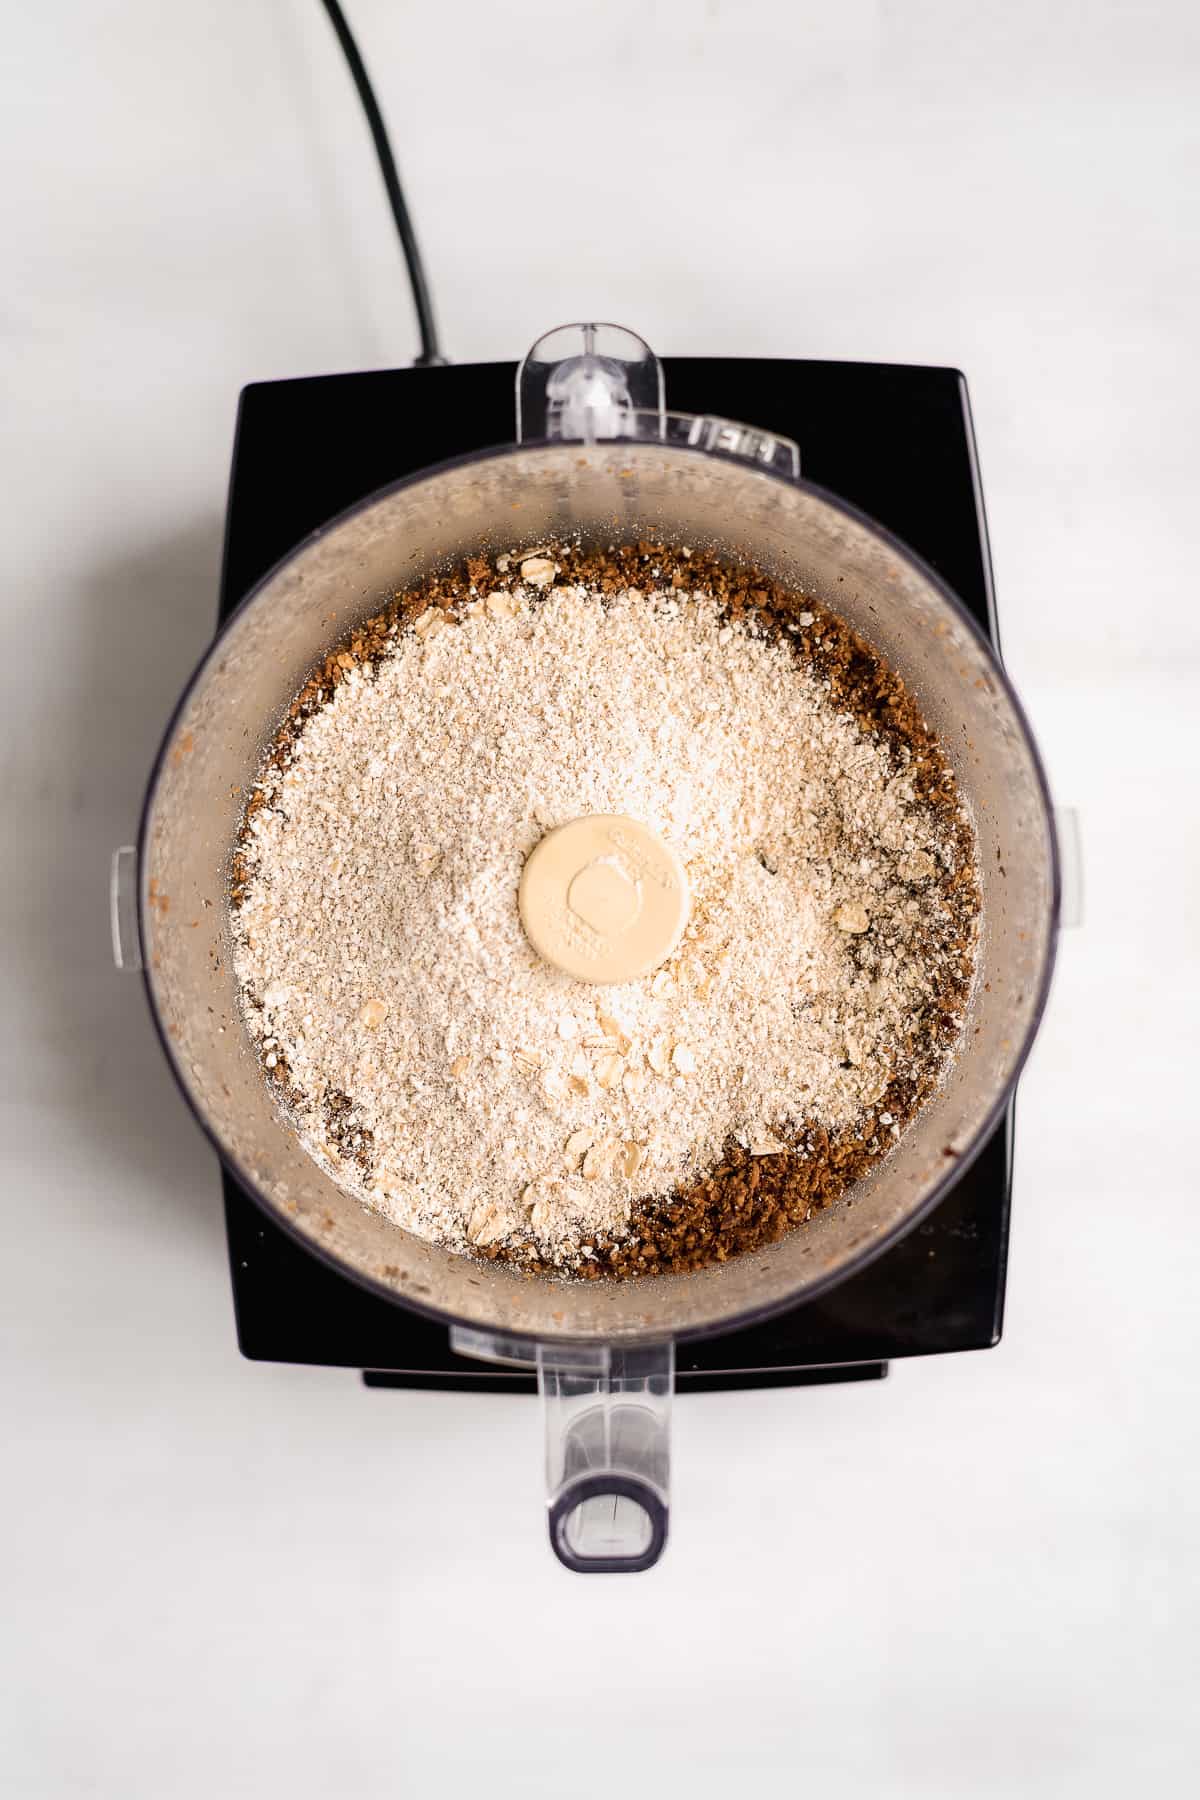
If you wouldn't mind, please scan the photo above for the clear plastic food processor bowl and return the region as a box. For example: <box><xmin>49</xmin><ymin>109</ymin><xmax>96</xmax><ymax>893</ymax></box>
<box><xmin>119</xmin><ymin>326</ymin><xmax>1060</xmax><ymax>1571</ymax></box>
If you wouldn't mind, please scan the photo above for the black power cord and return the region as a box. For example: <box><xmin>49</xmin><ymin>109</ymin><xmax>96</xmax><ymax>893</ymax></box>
<box><xmin>318</xmin><ymin>0</ymin><xmax>446</xmax><ymax>366</ymax></box>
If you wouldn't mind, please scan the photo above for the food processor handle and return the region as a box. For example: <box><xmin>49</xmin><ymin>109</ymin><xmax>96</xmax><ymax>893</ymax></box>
<box><xmin>517</xmin><ymin>322</ymin><xmax>665</xmax><ymax>444</ymax></box>
<box><xmin>516</xmin><ymin>321</ymin><xmax>801</xmax><ymax>478</ymax></box>
<box><xmin>450</xmin><ymin>1329</ymin><xmax>674</xmax><ymax>1573</ymax></box>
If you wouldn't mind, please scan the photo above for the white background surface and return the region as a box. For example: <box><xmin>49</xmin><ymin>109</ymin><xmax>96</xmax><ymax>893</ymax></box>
<box><xmin>3</xmin><ymin>2</ymin><xmax>1198</xmax><ymax>1794</ymax></box>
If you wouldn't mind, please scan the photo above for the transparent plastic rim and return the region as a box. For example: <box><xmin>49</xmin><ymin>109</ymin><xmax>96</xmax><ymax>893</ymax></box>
<box><xmin>139</xmin><ymin>438</ymin><xmax>1061</xmax><ymax>1346</ymax></box>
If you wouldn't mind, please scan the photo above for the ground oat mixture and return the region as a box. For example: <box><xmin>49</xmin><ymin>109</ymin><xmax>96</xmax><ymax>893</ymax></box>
<box><xmin>231</xmin><ymin>543</ymin><xmax>979</xmax><ymax>1279</ymax></box>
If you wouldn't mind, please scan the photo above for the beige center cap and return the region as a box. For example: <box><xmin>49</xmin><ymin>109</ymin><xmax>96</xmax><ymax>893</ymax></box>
<box><xmin>519</xmin><ymin>815</ymin><xmax>690</xmax><ymax>985</ymax></box>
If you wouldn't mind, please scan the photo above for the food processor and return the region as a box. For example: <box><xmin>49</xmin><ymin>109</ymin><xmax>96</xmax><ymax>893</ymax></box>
<box><xmin>115</xmin><ymin>323</ymin><xmax>1060</xmax><ymax>1572</ymax></box>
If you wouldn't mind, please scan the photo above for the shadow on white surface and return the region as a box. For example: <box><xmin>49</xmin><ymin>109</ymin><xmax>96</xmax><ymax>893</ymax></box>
<box><xmin>44</xmin><ymin>517</ymin><xmax>229</xmax><ymax>1250</ymax></box>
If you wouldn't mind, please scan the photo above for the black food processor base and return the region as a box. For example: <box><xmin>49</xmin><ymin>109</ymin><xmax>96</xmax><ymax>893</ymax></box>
<box><xmin>219</xmin><ymin>356</ymin><xmax>1011</xmax><ymax>1392</ymax></box>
